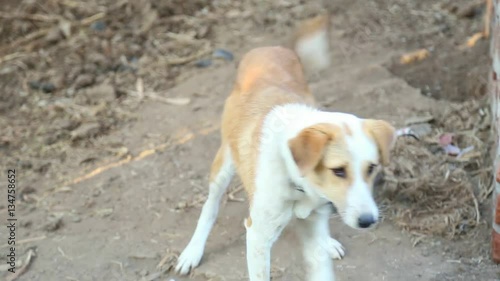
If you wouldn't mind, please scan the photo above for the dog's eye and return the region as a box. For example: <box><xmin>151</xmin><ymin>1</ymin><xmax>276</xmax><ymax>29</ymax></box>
<box><xmin>331</xmin><ymin>167</ymin><xmax>346</xmax><ymax>178</ymax></box>
<box><xmin>368</xmin><ymin>164</ymin><xmax>377</xmax><ymax>175</ymax></box>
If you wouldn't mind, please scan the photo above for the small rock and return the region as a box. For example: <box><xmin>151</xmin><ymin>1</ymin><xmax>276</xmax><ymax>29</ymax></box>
<box><xmin>213</xmin><ymin>49</ymin><xmax>234</xmax><ymax>61</ymax></box>
<box><xmin>29</xmin><ymin>81</ymin><xmax>49</xmax><ymax>91</ymax></box>
<box><xmin>143</xmin><ymin>272</ymin><xmax>162</xmax><ymax>281</ymax></box>
<box><xmin>129</xmin><ymin>56</ymin><xmax>139</xmax><ymax>65</ymax></box>
<box><xmin>225</xmin><ymin>9</ymin><xmax>241</xmax><ymax>18</ymax></box>
<box><xmin>87</xmin><ymin>53</ymin><xmax>109</xmax><ymax>67</ymax></box>
<box><xmin>52</xmin><ymin>118</ymin><xmax>79</xmax><ymax>131</ymax></box>
<box><xmin>0</xmin><ymin>66</ymin><xmax>14</xmax><ymax>75</ymax></box>
<box><xmin>44</xmin><ymin>134</ymin><xmax>59</xmax><ymax>145</ymax></box>
<box><xmin>138</xmin><ymin>269</ymin><xmax>149</xmax><ymax>277</ymax></box>
<box><xmin>70</xmin><ymin>122</ymin><xmax>101</xmax><ymax>141</ymax></box>
<box><xmin>176</xmin><ymin>201</ymin><xmax>187</xmax><ymax>209</ymax></box>
<box><xmin>21</xmin><ymin>220</ymin><xmax>32</xmax><ymax>228</ymax></box>
<box><xmin>21</xmin><ymin>186</ymin><xmax>36</xmax><ymax>195</ymax></box>
<box><xmin>41</xmin><ymin>83</ymin><xmax>56</xmax><ymax>93</ymax></box>
<box><xmin>457</xmin><ymin>4</ymin><xmax>482</xmax><ymax>18</ymax></box>
<box><xmin>19</xmin><ymin>160</ymin><xmax>33</xmax><ymax>169</ymax></box>
<box><xmin>51</xmin><ymin>74</ymin><xmax>65</xmax><ymax>89</ymax></box>
<box><xmin>90</xmin><ymin>21</ymin><xmax>106</xmax><ymax>32</ymax></box>
<box><xmin>41</xmin><ymin>215</ymin><xmax>63</xmax><ymax>232</ymax></box>
<box><xmin>67</xmin><ymin>66</ymin><xmax>83</xmax><ymax>83</ymax></box>
<box><xmin>421</xmin><ymin>248</ymin><xmax>430</xmax><ymax>257</ymax></box>
<box><xmin>80</xmin><ymin>157</ymin><xmax>98</xmax><ymax>166</ymax></box>
<box><xmin>433</xmin><ymin>12</ymin><xmax>444</xmax><ymax>22</ymax></box>
<box><xmin>195</xmin><ymin>59</ymin><xmax>212</xmax><ymax>68</ymax></box>
<box><xmin>0</xmin><ymin>137</ymin><xmax>10</xmax><ymax>148</ymax></box>
<box><xmin>92</xmin><ymin>189</ymin><xmax>101</xmax><ymax>197</ymax></box>
<box><xmin>95</xmin><ymin>208</ymin><xmax>113</xmax><ymax>218</ymax></box>
<box><xmin>66</xmin><ymin>87</ymin><xmax>76</xmax><ymax>97</ymax></box>
<box><xmin>45</xmin><ymin>26</ymin><xmax>62</xmax><ymax>43</ymax></box>
<box><xmin>29</xmin><ymin>81</ymin><xmax>56</xmax><ymax>93</ymax></box>
<box><xmin>114</xmin><ymin>146</ymin><xmax>129</xmax><ymax>158</ymax></box>
<box><xmin>83</xmin><ymin>63</ymin><xmax>97</xmax><ymax>73</ymax></box>
<box><xmin>35</xmin><ymin>162</ymin><xmax>51</xmax><ymax>174</ymax></box>
<box><xmin>84</xmin><ymin>83</ymin><xmax>116</xmax><ymax>103</ymax></box>
<box><xmin>196</xmin><ymin>25</ymin><xmax>210</xmax><ymax>38</ymax></box>
<box><xmin>59</xmin><ymin>20</ymin><xmax>72</xmax><ymax>38</ymax></box>
<box><xmin>73</xmin><ymin>74</ymin><xmax>95</xmax><ymax>89</ymax></box>
<box><xmin>71</xmin><ymin>216</ymin><xmax>82</xmax><ymax>223</ymax></box>
<box><xmin>439</xmin><ymin>23</ymin><xmax>450</xmax><ymax>33</ymax></box>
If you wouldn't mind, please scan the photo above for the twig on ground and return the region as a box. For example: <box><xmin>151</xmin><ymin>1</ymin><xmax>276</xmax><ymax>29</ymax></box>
<box><xmin>163</xmin><ymin>41</ymin><xmax>212</xmax><ymax>66</ymax></box>
<box><xmin>0</xmin><ymin>12</ymin><xmax>107</xmax><ymax>58</ymax></box>
<box><xmin>6</xmin><ymin>248</ymin><xmax>36</xmax><ymax>281</ymax></box>
<box><xmin>228</xmin><ymin>185</ymin><xmax>245</xmax><ymax>202</ymax></box>
<box><xmin>0</xmin><ymin>12</ymin><xmax>61</xmax><ymax>22</ymax></box>
<box><xmin>1</xmin><ymin>235</ymin><xmax>46</xmax><ymax>249</ymax></box>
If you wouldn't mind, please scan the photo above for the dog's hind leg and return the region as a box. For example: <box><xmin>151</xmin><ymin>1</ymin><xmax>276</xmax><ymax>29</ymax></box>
<box><xmin>175</xmin><ymin>145</ymin><xmax>235</xmax><ymax>275</ymax></box>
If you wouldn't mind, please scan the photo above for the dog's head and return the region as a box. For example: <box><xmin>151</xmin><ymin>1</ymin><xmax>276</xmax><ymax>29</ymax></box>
<box><xmin>288</xmin><ymin>118</ymin><xmax>395</xmax><ymax>229</ymax></box>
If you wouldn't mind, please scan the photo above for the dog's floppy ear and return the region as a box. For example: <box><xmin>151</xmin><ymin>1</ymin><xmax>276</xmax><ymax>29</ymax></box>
<box><xmin>363</xmin><ymin>119</ymin><xmax>396</xmax><ymax>166</ymax></box>
<box><xmin>288</xmin><ymin>123</ymin><xmax>339</xmax><ymax>175</ymax></box>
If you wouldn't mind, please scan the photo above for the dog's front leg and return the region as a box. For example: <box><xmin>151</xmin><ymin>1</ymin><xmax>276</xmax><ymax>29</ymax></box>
<box><xmin>245</xmin><ymin>205</ymin><xmax>292</xmax><ymax>281</ymax></box>
<box><xmin>296</xmin><ymin>205</ymin><xmax>336</xmax><ymax>281</ymax></box>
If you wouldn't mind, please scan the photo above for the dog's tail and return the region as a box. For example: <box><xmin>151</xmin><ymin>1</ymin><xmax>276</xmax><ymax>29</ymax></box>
<box><xmin>292</xmin><ymin>14</ymin><xmax>331</xmax><ymax>74</ymax></box>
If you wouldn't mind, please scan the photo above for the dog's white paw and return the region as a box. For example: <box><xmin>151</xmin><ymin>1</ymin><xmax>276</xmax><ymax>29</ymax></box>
<box><xmin>325</xmin><ymin>238</ymin><xmax>345</xmax><ymax>260</ymax></box>
<box><xmin>175</xmin><ymin>243</ymin><xmax>203</xmax><ymax>275</ymax></box>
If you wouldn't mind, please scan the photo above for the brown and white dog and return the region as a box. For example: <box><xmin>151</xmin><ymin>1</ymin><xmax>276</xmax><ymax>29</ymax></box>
<box><xmin>175</xmin><ymin>14</ymin><xmax>396</xmax><ymax>281</ymax></box>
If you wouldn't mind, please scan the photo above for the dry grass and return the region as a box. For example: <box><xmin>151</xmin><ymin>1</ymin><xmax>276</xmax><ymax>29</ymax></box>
<box><xmin>0</xmin><ymin>0</ymin><xmax>227</xmax><ymax>206</ymax></box>
<box><xmin>380</xmin><ymin>98</ymin><xmax>493</xmax><ymax>238</ymax></box>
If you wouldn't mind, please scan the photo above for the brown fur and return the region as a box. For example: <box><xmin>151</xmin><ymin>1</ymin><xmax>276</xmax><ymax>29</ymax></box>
<box><xmin>293</xmin><ymin>13</ymin><xmax>330</xmax><ymax>44</ymax></box>
<box><xmin>288</xmin><ymin>123</ymin><xmax>341</xmax><ymax>175</ymax></box>
<box><xmin>309</xmin><ymin>163</ymin><xmax>351</xmax><ymax>211</ymax></box>
<box><xmin>245</xmin><ymin>216</ymin><xmax>253</xmax><ymax>228</ymax></box>
<box><xmin>362</xmin><ymin>161</ymin><xmax>379</xmax><ymax>184</ymax></box>
<box><xmin>363</xmin><ymin>120</ymin><xmax>396</xmax><ymax>166</ymax></box>
<box><xmin>342</xmin><ymin>123</ymin><xmax>353</xmax><ymax>136</ymax></box>
<box><xmin>209</xmin><ymin>145</ymin><xmax>226</xmax><ymax>182</ymax></box>
<box><xmin>288</xmin><ymin>122</ymin><xmax>362</xmax><ymax>210</ymax></box>
<box><xmin>307</xmin><ymin>136</ymin><xmax>354</xmax><ymax>211</ymax></box>
<box><xmin>216</xmin><ymin>47</ymin><xmax>315</xmax><ymax>203</ymax></box>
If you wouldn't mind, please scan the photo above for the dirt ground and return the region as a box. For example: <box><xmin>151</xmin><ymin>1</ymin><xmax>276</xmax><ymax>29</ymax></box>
<box><xmin>1</xmin><ymin>0</ymin><xmax>500</xmax><ymax>280</ymax></box>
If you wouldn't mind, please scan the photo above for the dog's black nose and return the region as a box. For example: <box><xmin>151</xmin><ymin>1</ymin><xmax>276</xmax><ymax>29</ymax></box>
<box><xmin>357</xmin><ymin>214</ymin><xmax>376</xmax><ymax>228</ymax></box>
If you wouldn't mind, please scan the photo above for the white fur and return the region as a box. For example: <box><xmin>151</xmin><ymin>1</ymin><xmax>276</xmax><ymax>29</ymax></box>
<box><xmin>269</xmin><ymin>104</ymin><xmax>379</xmax><ymax>228</ymax></box>
<box><xmin>176</xmin><ymin>103</ymin><xmax>380</xmax><ymax>281</ymax></box>
<box><xmin>245</xmin><ymin>104</ymin><xmax>379</xmax><ymax>281</ymax></box>
<box><xmin>294</xmin><ymin>29</ymin><xmax>331</xmax><ymax>72</ymax></box>
<box><xmin>175</xmin><ymin>147</ymin><xmax>235</xmax><ymax>275</ymax></box>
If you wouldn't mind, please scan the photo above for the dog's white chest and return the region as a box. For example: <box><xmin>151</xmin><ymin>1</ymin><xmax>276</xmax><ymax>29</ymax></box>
<box><xmin>292</xmin><ymin>191</ymin><xmax>326</xmax><ymax>219</ymax></box>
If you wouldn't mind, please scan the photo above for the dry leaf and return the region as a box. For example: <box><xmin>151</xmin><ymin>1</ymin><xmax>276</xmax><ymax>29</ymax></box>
<box><xmin>139</xmin><ymin>9</ymin><xmax>158</xmax><ymax>34</ymax></box>
<box><xmin>162</xmin><ymin>97</ymin><xmax>191</xmax><ymax>105</ymax></box>
<box><xmin>59</xmin><ymin>20</ymin><xmax>72</xmax><ymax>38</ymax></box>
<box><xmin>465</xmin><ymin>32</ymin><xmax>485</xmax><ymax>48</ymax></box>
<box><xmin>399</xmin><ymin>49</ymin><xmax>430</xmax><ymax>64</ymax></box>
<box><xmin>145</xmin><ymin>93</ymin><xmax>191</xmax><ymax>105</ymax></box>
<box><xmin>94</xmin><ymin>208</ymin><xmax>113</xmax><ymax>217</ymax></box>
